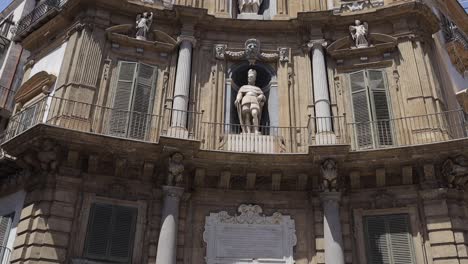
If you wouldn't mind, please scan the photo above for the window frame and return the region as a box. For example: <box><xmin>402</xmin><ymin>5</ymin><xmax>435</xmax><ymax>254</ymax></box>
<box><xmin>73</xmin><ymin>195</ymin><xmax>147</xmax><ymax>264</ymax></box>
<box><xmin>109</xmin><ymin>60</ymin><xmax>158</xmax><ymax>140</ymax></box>
<box><xmin>348</xmin><ymin>69</ymin><xmax>395</xmax><ymax>149</ymax></box>
<box><xmin>354</xmin><ymin>207</ymin><xmax>426</xmax><ymax>264</ymax></box>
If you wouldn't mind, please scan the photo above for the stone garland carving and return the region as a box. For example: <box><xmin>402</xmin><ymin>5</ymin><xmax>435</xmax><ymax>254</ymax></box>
<box><xmin>136</xmin><ymin>12</ymin><xmax>154</xmax><ymax>40</ymax></box>
<box><xmin>442</xmin><ymin>156</ymin><xmax>468</xmax><ymax>189</ymax></box>
<box><xmin>166</xmin><ymin>152</ymin><xmax>184</xmax><ymax>186</ymax></box>
<box><xmin>215</xmin><ymin>39</ymin><xmax>288</xmax><ymax>65</ymax></box>
<box><xmin>321</xmin><ymin>159</ymin><xmax>340</xmax><ymax>192</ymax></box>
<box><xmin>349</xmin><ymin>20</ymin><xmax>369</xmax><ymax>49</ymax></box>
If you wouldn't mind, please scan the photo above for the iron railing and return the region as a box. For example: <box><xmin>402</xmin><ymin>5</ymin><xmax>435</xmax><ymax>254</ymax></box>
<box><xmin>14</xmin><ymin>0</ymin><xmax>66</xmax><ymax>39</ymax></box>
<box><xmin>2</xmin><ymin>96</ymin><xmax>468</xmax><ymax>153</ymax></box>
<box><xmin>0</xmin><ymin>246</ymin><xmax>11</xmax><ymax>264</ymax></box>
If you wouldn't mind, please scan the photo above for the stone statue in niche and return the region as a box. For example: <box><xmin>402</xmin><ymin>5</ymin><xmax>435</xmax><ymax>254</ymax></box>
<box><xmin>135</xmin><ymin>11</ymin><xmax>154</xmax><ymax>40</ymax></box>
<box><xmin>235</xmin><ymin>69</ymin><xmax>266</xmax><ymax>134</ymax></box>
<box><xmin>349</xmin><ymin>20</ymin><xmax>369</xmax><ymax>48</ymax></box>
<box><xmin>238</xmin><ymin>0</ymin><xmax>263</xmax><ymax>14</ymax></box>
<box><xmin>167</xmin><ymin>152</ymin><xmax>184</xmax><ymax>186</ymax></box>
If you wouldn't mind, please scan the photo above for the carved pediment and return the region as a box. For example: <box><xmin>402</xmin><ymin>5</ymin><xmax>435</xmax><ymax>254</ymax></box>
<box><xmin>327</xmin><ymin>33</ymin><xmax>397</xmax><ymax>60</ymax></box>
<box><xmin>15</xmin><ymin>71</ymin><xmax>57</xmax><ymax>104</ymax></box>
<box><xmin>106</xmin><ymin>24</ymin><xmax>177</xmax><ymax>52</ymax></box>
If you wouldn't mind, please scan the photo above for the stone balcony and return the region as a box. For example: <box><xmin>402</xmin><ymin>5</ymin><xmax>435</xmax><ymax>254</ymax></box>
<box><xmin>1</xmin><ymin>96</ymin><xmax>467</xmax><ymax>154</ymax></box>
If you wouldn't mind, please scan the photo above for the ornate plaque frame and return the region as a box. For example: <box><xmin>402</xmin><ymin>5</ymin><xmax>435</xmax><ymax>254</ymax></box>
<box><xmin>203</xmin><ymin>204</ymin><xmax>296</xmax><ymax>264</ymax></box>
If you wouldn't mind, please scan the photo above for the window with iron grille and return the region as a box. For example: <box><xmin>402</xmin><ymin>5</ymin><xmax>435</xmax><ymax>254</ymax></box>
<box><xmin>349</xmin><ymin>69</ymin><xmax>393</xmax><ymax>149</ymax></box>
<box><xmin>110</xmin><ymin>61</ymin><xmax>158</xmax><ymax>140</ymax></box>
<box><xmin>364</xmin><ymin>214</ymin><xmax>416</xmax><ymax>264</ymax></box>
<box><xmin>84</xmin><ymin>203</ymin><xmax>137</xmax><ymax>263</ymax></box>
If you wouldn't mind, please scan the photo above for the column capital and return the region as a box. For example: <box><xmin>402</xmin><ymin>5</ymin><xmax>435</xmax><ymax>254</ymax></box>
<box><xmin>162</xmin><ymin>185</ymin><xmax>185</xmax><ymax>199</ymax></box>
<box><xmin>177</xmin><ymin>35</ymin><xmax>197</xmax><ymax>47</ymax></box>
<box><xmin>307</xmin><ymin>39</ymin><xmax>328</xmax><ymax>51</ymax></box>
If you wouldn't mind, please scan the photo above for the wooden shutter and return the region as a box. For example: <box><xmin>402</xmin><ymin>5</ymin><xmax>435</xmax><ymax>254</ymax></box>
<box><xmin>110</xmin><ymin>62</ymin><xmax>137</xmax><ymax>137</ymax></box>
<box><xmin>0</xmin><ymin>214</ymin><xmax>13</xmax><ymax>246</ymax></box>
<box><xmin>85</xmin><ymin>203</ymin><xmax>137</xmax><ymax>263</ymax></box>
<box><xmin>85</xmin><ymin>204</ymin><xmax>113</xmax><ymax>259</ymax></box>
<box><xmin>368</xmin><ymin>70</ymin><xmax>393</xmax><ymax>146</ymax></box>
<box><xmin>129</xmin><ymin>63</ymin><xmax>157</xmax><ymax>140</ymax></box>
<box><xmin>350</xmin><ymin>71</ymin><xmax>373</xmax><ymax>149</ymax></box>
<box><xmin>109</xmin><ymin>206</ymin><xmax>137</xmax><ymax>261</ymax></box>
<box><xmin>364</xmin><ymin>214</ymin><xmax>415</xmax><ymax>264</ymax></box>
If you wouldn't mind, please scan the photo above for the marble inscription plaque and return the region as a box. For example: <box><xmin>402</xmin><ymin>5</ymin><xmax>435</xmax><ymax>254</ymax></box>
<box><xmin>204</xmin><ymin>204</ymin><xmax>296</xmax><ymax>264</ymax></box>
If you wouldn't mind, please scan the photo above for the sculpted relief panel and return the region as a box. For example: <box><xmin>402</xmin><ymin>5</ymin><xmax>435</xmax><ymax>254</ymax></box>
<box><xmin>204</xmin><ymin>204</ymin><xmax>296</xmax><ymax>264</ymax></box>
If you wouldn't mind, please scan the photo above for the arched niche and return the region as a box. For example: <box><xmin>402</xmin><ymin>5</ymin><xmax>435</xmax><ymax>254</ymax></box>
<box><xmin>224</xmin><ymin>62</ymin><xmax>279</xmax><ymax>130</ymax></box>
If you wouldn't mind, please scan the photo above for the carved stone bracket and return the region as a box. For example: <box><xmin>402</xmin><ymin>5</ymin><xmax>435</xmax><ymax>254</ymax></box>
<box><xmin>442</xmin><ymin>156</ymin><xmax>468</xmax><ymax>189</ymax></box>
<box><xmin>320</xmin><ymin>159</ymin><xmax>341</xmax><ymax>192</ymax></box>
<box><xmin>215</xmin><ymin>39</ymin><xmax>288</xmax><ymax>65</ymax></box>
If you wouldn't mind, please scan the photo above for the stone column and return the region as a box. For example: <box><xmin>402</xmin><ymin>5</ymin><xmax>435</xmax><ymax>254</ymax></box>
<box><xmin>171</xmin><ymin>33</ymin><xmax>196</xmax><ymax>129</ymax></box>
<box><xmin>321</xmin><ymin>192</ymin><xmax>345</xmax><ymax>264</ymax></box>
<box><xmin>155</xmin><ymin>186</ymin><xmax>184</xmax><ymax>264</ymax></box>
<box><xmin>309</xmin><ymin>40</ymin><xmax>334</xmax><ymax>143</ymax></box>
<box><xmin>320</xmin><ymin>159</ymin><xmax>345</xmax><ymax>264</ymax></box>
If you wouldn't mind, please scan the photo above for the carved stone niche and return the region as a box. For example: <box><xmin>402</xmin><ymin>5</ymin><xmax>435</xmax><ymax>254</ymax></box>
<box><xmin>106</xmin><ymin>24</ymin><xmax>177</xmax><ymax>52</ymax></box>
<box><xmin>327</xmin><ymin>33</ymin><xmax>397</xmax><ymax>62</ymax></box>
<box><xmin>14</xmin><ymin>71</ymin><xmax>57</xmax><ymax>105</ymax></box>
<box><xmin>204</xmin><ymin>204</ymin><xmax>297</xmax><ymax>264</ymax></box>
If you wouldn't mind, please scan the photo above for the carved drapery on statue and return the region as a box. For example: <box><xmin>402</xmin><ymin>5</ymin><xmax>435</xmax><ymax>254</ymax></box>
<box><xmin>349</xmin><ymin>20</ymin><xmax>369</xmax><ymax>49</ymax></box>
<box><xmin>135</xmin><ymin>12</ymin><xmax>153</xmax><ymax>40</ymax></box>
<box><xmin>238</xmin><ymin>0</ymin><xmax>263</xmax><ymax>14</ymax></box>
<box><xmin>235</xmin><ymin>69</ymin><xmax>266</xmax><ymax>134</ymax></box>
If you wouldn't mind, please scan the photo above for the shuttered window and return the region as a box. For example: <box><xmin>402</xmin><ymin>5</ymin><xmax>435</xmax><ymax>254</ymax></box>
<box><xmin>349</xmin><ymin>69</ymin><xmax>393</xmax><ymax>149</ymax></box>
<box><xmin>110</xmin><ymin>61</ymin><xmax>158</xmax><ymax>140</ymax></box>
<box><xmin>84</xmin><ymin>203</ymin><xmax>138</xmax><ymax>263</ymax></box>
<box><xmin>364</xmin><ymin>214</ymin><xmax>416</xmax><ymax>264</ymax></box>
<box><xmin>0</xmin><ymin>214</ymin><xmax>14</xmax><ymax>261</ymax></box>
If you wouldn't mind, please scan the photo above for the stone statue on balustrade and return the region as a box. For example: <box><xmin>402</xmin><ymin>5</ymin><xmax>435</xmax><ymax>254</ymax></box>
<box><xmin>238</xmin><ymin>0</ymin><xmax>263</xmax><ymax>14</ymax></box>
<box><xmin>136</xmin><ymin>12</ymin><xmax>154</xmax><ymax>41</ymax></box>
<box><xmin>235</xmin><ymin>69</ymin><xmax>266</xmax><ymax>134</ymax></box>
<box><xmin>349</xmin><ymin>20</ymin><xmax>369</xmax><ymax>48</ymax></box>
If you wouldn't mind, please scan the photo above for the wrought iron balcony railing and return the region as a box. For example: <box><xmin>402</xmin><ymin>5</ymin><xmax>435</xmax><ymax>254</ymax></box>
<box><xmin>1</xmin><ymin>95</ymin><xmax>467</xmax><ymax>153</ymax></box>
<box><xmin>13</xmin><ymin>0</ymin><xmax>67</xmax><ymax>41</ymax></box>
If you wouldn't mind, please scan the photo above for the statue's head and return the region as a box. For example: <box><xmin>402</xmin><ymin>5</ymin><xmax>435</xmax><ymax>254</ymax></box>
<box><xmin>355</xmin><ymin>20</ymin><xmax>361</xmax><ymax>26</ymax></box>
<box><xmin>247</xmin><ymin>69</ymin><xmax>257</xmax><ymax>85</ymax></box>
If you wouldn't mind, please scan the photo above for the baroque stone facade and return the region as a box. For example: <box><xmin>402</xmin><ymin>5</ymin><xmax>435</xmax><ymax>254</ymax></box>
<box><xmin>0</xmin><ymin>0</ymin><xmax>467</xmax><ymax>264</ymax></box>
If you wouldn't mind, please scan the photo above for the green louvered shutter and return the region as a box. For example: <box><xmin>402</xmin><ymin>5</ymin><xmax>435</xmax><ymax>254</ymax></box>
<box><xmin>129</xmin><ymin>63</ymin><xmax>157</xmax><ymax>140</ymax></box>
<box><xmin>84</xmin><ymin>203</ymin><xmax>137</xmax><ymax>263</ymax></box>
<box><xmin>109</xmin><ymin>206</ymin><xmax>137</xmax><ymax>262</ymax></box>
<box><xmin>0</xmin><ymin>214</ymin><xmax>14</xmax><ymax>261</ymax></box>
<box><xmin>364</xmin><ymin>214</ymin><xmax>415</xmax><ymax>264</ymax></box>
<box><xmin>368</xmin><ymin>70</ymin><xmax>393</xmax><ymax>147</ymax></box>
<box><xmin>110</xmin><ymin>62</ymin><xmax>137</xmax><ymax>137</ymax></box>
<box><xmin>85</xmin><ymin>204</ymin><xmax>113</xmax><ymax>259</ymax></box>
<box><xmin>350</xmin><ymin>71</ymin><xmax>373</xmax><ymax>149</ymax></box>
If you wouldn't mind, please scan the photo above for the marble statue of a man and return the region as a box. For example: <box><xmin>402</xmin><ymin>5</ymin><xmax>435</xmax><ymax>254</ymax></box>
<box><xmin>238</xmin><ymin>0</ymin><xmax>263</xmax><ymax>14</ymax></box>
<box><xmin>136</xmin><ymin>12</ymin><xmax>154</xmax><ymax>41</ymax></box>
<box><xmin>235</xmin><ymin>69</ymin><xmax>266</xmax><ymax>134</ymax></box>
<box><xmin>349</xmin><ymin>20</ymin><xmax>369</xmax><ymax>48</ymax></box>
